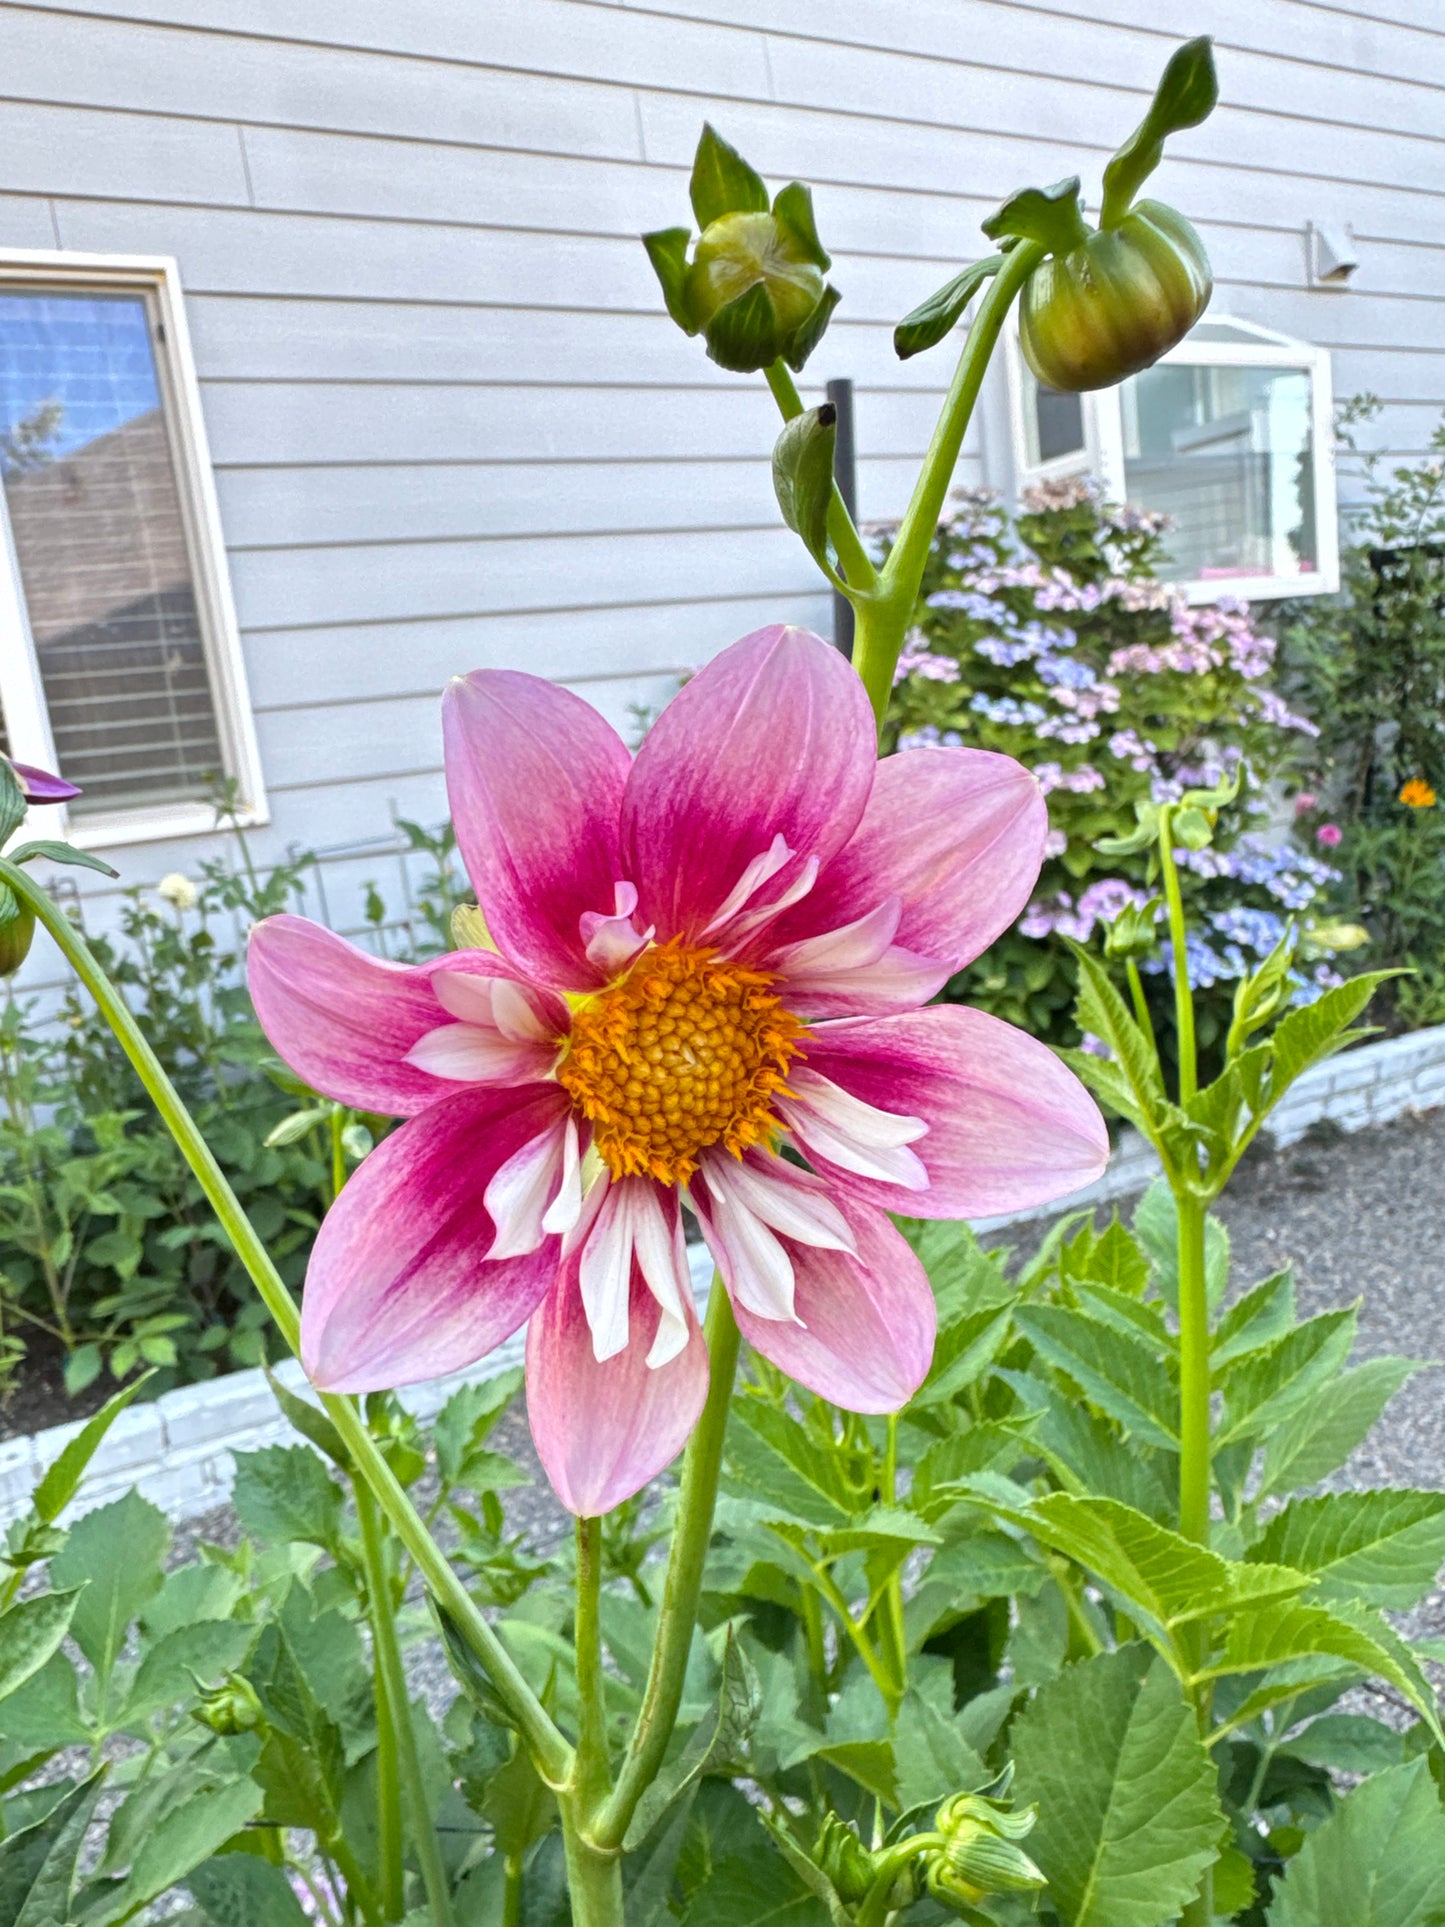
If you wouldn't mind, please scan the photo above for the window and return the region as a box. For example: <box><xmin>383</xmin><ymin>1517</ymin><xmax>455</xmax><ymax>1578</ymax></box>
<box><xmin>0</xmin><ymin>253</ymin><xmax>263</xmax><ymax>846</ymax></box>
<box><xmin>1008</xmin><ymin>316</ymin><xmax>1339</xmax><ymax>604</ymax></box>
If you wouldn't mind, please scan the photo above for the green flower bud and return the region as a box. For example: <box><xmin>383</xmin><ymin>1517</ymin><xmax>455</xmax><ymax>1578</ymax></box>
<box><xmin>0</xmin><ymin>885</ymin><xmax>34</xmax><ymax>978</ymax></box>
<box><xmin>1103</xmin><ymin>897</ymin><xmax>1161</xmax><ymax>964</ymax></box>
<box><xmin>191</xmin><ymin>1671</ymin><xmax>264</xmax><ymax>1735</ymax></box>
<box><xmin>816</xmin><ymin>1813</ymin><xmax>876</xmax><ymax>1903</ymax></box>
<box><xmin>643</xmin><ymin>125</ymin><xmax>840</xmax><ymax>374</ymax></box>
<box><xmin>1017</xmin><ymin>201</ymin><xmax>1212</xmax><ymax>393</ymax></box>
<box><xmin>927</xmin><ymin>1791</ymin><xmax>1047</xmax><ymax>1914</ymax></box>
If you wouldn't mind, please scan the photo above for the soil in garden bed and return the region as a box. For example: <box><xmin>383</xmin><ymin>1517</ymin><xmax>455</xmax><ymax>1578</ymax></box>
<box><xmin>0</xmin><ymin>1327</ymin><xmax>120</xmax><ymax>1440</ymax></box>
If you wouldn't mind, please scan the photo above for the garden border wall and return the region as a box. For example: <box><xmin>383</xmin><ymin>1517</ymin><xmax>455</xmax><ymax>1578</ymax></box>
<box><xmin>5</xmin><ymin>1020</ymin><xmax>1444</xmax><ymax>1529</ymax></box>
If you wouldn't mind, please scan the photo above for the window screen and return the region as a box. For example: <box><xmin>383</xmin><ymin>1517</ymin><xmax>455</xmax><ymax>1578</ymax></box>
<box><xmin>1121</xmin><ymin>362</ymin><xmax>1318</xmax><ymax>585</ymax></box>
<box><xmin>0</xmin><ymin>291</ymin><xmax>224</xmax><ymax>817</ymax></box>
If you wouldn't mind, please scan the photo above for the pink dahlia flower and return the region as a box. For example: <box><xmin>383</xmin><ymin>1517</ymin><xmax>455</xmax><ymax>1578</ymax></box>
<box><xmin>249</xmin><ymin>627</ymin><xmax>1106</xmax><ymax>1515</ymax></box>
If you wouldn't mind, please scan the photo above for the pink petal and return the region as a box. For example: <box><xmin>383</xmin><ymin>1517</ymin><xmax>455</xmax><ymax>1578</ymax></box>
<box><xmin>300</xmin><ymin>1085</ymin><xmax>567</xmax><ymax>1391</ymax></box>
<box><xmin>620</xmin><ymin>626</ymin><xmax>876</xmax><ymax>944</ymax></box>
<box><xmin>691</xmin><ymin>1151</ymin><xmax>857</xmax><ymax>1324</ymax></box>
<box><xmin>525</xmin><ymin>1254</ymin><xmax>709</xmax><ymax>1516</ymax></box>
<box><xmin>776</xmin><ymin>1066</ymin><xmax>930</xmax><ymax>1190</ymax></box>
<box><xmin>248</xmin><ymin>916</ymin><xmax>563</xmax><ymax>1117</ymax></box>
<box><xmin>769</xmin><ymin>746</ymin><xmax>1047</xmax><ymax>975</ymax></box>
<box><xmin>577</xmin><ymin>1177</ymin><xmax>691</xmax><ymax>1363</ymax></box>
<box><xmin>771</xmin><ymin>899</ymin><xmax>950</xmax><ymax>1019</ymax></box>
<box><xmin>580</xmin><ymin>882</ymin><xmax>653</xmax><ymax>976</ymax></box>
<box><xmin>10</xmin><ymin>757</ymin><xmax>80</xmax><ymax>802</ymax></box>
<box><xmin>405</xmin><ymin>1025</ymin><xmax>556</xmax><ymax>1085</ymax></box>
<box><xmin>802</xmin><ymin>1006</ymin><xmax>1109</xmax><ymax>1219</ymax></box>
<box><xmin>729</xmin><ymin>1193</ymin><xmax>936</xmax><ymax>1412</ymax></box>
<box><xmin>443</xmin><ymin>670</ymin><xmax>633</xmax><ymax>990</ymax></box>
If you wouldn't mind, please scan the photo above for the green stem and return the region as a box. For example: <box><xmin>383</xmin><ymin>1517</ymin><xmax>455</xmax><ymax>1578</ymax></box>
<box><xmin>1176</xmin><ymin>1190</ymin><xmax>1211</xmax><ymax>1548</ymax></box>
<box><xmin>558</xmin><ymin>1806</ymin><xmax>625</xmax><ymax>1927</ymax></box>
<box><xmin>1126</xmin><ymin>959</ymin><xmax>1158</xmax><ymax>1057</ymax></box>
<box><xmin>1158</xmin><ymin>812</ymin><xmax>1198</xmax><ymax>1105</ymax></box>
<box><xmin>762</xmin><ymin>360</ymin><xmax>878</xmax><ymax>595</ymax></box>
<box><xmin>356</xmin><ymin>1486</ymin><xmax>405</xmax><ymax>1921</ymax></box>
<box><xmin>573</xmin><ymin>1516</ymin><xmax>611</xmax><ymax>1810</ymax></box>
<box><xmin>502</xmin><ymin>1857</ymin><xmax>523</xmax><ymax>1927</ymax></box>
<box><xmin>5</xmin><ymin>860</ymin><xmax>573</xmax><ymax>1790</ymax></box>
<box><xmin>357</xmin><ymin>1483</ymin><xmax>457</xmax><ymax>1927</ymax></box>
<box><xmin>877</xmin><ymin>1416</ymin><xmax>908</xmax><ymax>1699</ymax></box>
<box><xmin>855</xmin><ymin>1836</ymin><xmax>947</xmax><ymax>1927</ymax></box>
<box><xmin>330</xmin><ymin>1105</ymin><xmax>346</xmax><ymax>1204</ymax></box>
<box><xmin>595</xmin><ymin>1281</ymin><xmax>741</xmax><ymax>1848</ymax></box>
<box><xmin>329</xmin><ymin>1835</ymin><xmax>384</xmax><ymax>1927</ymax></box>
<box><xmin>881</xmin><ymin>242</ymin><xmax>1046</xmax><ymax>613</ymax></box>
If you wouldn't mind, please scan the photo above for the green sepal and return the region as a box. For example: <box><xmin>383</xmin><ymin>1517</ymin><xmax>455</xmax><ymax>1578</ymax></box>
<box><xmin>772</xmin><ymin>404</ymin><xmax>837</xmax><ymax>577</ymax></box>
<box><xmin>1101</xmin><ymin>37</ymin><xmax>1218</xmax><ymax>229</ymax></box>
<box><xmin>783</xmin><ymin>280</ymin><xmax>841</xmax><ymax>371</ymax></box>
<box><xmin>894</xmin><ymin>255</ymin><xmax>1005</xmax><ymax>360</ymax></box>
<box><xmin>982</xmin><ymin>177</ymin><xmax>1091</xmax><ymax>258</ymax></box>
<box><xmin>0</xmin><ymin>756</ymin><xmax>26</xmax><ymax>848</ymax></box>
<box><xmin>771</xmin><ymin>181</ymin><xmax>831</xmax><ymax>271</ymax></box>
<box><xmin>705</xmin><ymin>280</ymin><xmax>781</xmax><ymax>373</ymax></box>
<box><xmin>31</xmin><ymin>1372</ymin><xmax>156</xmax><ymax>1524</ymax></box>
<box><xmin>641</xmin><ymin>227</ymin><xmax>697</xmax><ymax>333</ymax></box>
<box><xmin>689</xmin><ymin>123</ymin><xmax>769</xmax><ymax>230</ymax></box>
<box><xmin>263</xmin><ymin>1367</ymin><xmax>351</xmax><ymax>1474</ymax></box>
<box><xmin>7</xmin><ymin>839</ymin><xmax>119</xmax><ymax>878</ymax></box>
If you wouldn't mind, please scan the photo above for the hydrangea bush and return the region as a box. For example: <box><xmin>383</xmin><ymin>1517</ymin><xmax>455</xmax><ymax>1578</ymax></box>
<box><xmin>886</xmin><ymin>479</ymin><xmax>1343</xmax><ymax>1064</ymax></box>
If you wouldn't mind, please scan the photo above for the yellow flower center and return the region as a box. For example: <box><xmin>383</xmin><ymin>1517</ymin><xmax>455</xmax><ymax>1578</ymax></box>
<box><xmin>558</xmin><ymin>940</ymin><xmax>803</xmax><ymax>1184</ymax></box>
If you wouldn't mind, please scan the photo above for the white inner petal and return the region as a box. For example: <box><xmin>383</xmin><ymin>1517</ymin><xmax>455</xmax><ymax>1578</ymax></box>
<box><xmin>700</xmin><ymin>1149</ymin><xmax>856</xmax><ymax>1254</ymax></box>
<box><xmin>702</xmin><ymin>833</ymin><xmax>794</xmax><ymax>936</ymax></box>
<box><xmin>405</xmin><ymin>1023</ymin><xmax>544</xmax><ymax>1084</ymax></box>
<box><xmin>778</xmin><ymin>1067</ymin><xmax>930</xmax><ymax>1190</ymax></box>
<box><xmin>703</xmin><ymin>1189</ymin><xmax>800</xmax><ymax>1323</ymax></box>
<box><xmin>580</xmin><ymin>880</ymin><xmax>654</xmax><ymax>974</ymax></box>
<box><xmin>770</xmin><ymin>898</ymin><xmax>901</xmax><ymax>977</ymax></box>
<box><xmin>717</xmin><ymin>855</ymin><xmax>821</xmax><ymax>953</ymax></box>
<box><xmin>578</xmin><ymin>1183</ymin><xmax>635</xmax><ymax>1362</ymax></box>
<box><xmin>541</xmin><ymin>1115</ymin><xmax>583</xmax><ymax>1235</ymax></box>
<box><xmin>484</xmin><ymin>1120</ymin><xmax>570</xmax><ymax>1259</ymax></box>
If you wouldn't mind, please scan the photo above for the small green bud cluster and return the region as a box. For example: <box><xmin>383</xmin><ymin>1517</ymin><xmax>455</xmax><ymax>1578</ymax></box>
<box><xmin>926</xmin><ymin>1788</ymin><xmax>1047</xmax><ymax>1914</ymax></box>
<box><xmin>1104</xmin><ymin>896</ymin><xmax>1163</xmax><ymax>965</ymax></box>
<box><xmin>191</xmin><ymin>1671</ymin><xmax>264</xmax><ymax>1736</ymax></box>
<box><xmin>643</xmin><ymin>126</ymin><xmax>840</xmax><ymax>374</ymax></box>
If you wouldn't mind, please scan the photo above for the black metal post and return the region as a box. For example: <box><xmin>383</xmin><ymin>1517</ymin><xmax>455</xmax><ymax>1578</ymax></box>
<box><xmin>826</xmin><ymin>376</ymin><xmax>857</xmax><ymax>655</ymax></box>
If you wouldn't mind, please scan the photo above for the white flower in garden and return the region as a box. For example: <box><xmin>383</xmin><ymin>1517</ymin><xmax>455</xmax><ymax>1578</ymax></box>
<box><xmin>157</xmin><ymin>873</ymin><xmax>200</xmax><ymax>912</ymax></box>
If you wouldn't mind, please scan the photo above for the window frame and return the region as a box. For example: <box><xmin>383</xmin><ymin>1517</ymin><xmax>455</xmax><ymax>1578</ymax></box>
<box><xmin>0</xmin><ymin>250</ymin><xmax>265</xmax><ymax>850</ymax></box>
<box><xmin>1006</xmin><ymin>314</ymin><xmax>1340</xmax><ymax>606</ymax></box>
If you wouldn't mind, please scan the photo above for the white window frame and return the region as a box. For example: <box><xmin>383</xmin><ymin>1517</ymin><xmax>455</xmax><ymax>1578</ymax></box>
<box><xmin>1006</xmin><ymin>314</ymin><xmax>1340</xmax><ymax>605</ymax></box>
<box><xmin>0</xmin><ymin>250</ymin><xmax>266</xmax><ymax>850</ymax></box>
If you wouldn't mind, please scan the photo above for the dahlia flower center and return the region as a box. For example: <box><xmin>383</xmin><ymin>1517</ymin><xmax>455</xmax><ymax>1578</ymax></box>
<box><xmin>557</xmin><ymin>940</ymin><xmax>803</xmax><ymax>1184</ymax></box>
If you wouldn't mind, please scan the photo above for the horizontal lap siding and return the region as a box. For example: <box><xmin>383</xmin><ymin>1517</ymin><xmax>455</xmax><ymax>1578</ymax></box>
<box><xmin>0</xmin><ymin>0</ymin><xmax>1440</xmax><ymax>971</ymax></box>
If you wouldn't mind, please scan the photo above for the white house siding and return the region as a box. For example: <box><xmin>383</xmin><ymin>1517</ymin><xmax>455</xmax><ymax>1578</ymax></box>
<box><xmin>1</xmin><ymin>0</ymin><xmax>1442</xmax><ymax>981</ymax></box>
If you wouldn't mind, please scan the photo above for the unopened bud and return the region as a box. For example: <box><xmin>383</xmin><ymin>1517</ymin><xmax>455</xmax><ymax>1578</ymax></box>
<box><xmin>191</xmin><ymin>1672</ymin><xmax>263</xmax><ymax>1735</ymax></box>
<box><xmin>815</xmin><ymin>1814</ymin><xmax>876</xmax><ymax>1903</ymax></box>
<box><xmin>1104</xmin><ymin>897</ymin><xmax>1160</xmax><ymax>964</ymax></box>
<box><xmin>0</xmin><ymin>887</ymin><xmax>34</xmax><ymax>978</ymax></box>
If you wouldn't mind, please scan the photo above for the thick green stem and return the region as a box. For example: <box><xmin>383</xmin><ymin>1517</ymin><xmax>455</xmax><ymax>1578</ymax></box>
<box><xmin>1158</xmin><ymin>814</ymin><xmax>1198</xmax><ymax>1106</ymax></box>
<box><xmin>1176</xmin><ymin>1190</ymin><xmax>1211</xmax><ymax>1547</ymax></box>
<box><xmin>5</xmin><ymin>861</ymin><xmax>573</xmax><ymax>1790</ymax></box>
<box><xmin>595</xmin><ymin>1282</ymin><xmax>741</xmax><ymax>1848</ymax></box>
<box><xmin>573</xmin><ymin>1516</ymin><xmax>611</xmax><ymax>1809</ymax></box>
<box><xmin>357</xmin><ymin>1483</ymin><xmax>457</xmax><ymax>1927</ymax></box>
<box><xmin>558</xmin><ymin>1806</ymin><xmax>625</xmax><ymax>1927</ymax></box>
<box><xmin>881</xmin><ymin>242</ymin><xmax>1046</xmax><ymax>612</ymax></box>
<box><xmin>877</xmin><ymin>1416</ymin><xmax>908</xmax><ymax>1699</ymax></box>
<box><xmin>850</xmin><ymin>594</ymin><xmax>913</xmax><ymax>734</ymax></box>
<box><xmin>763</xmin><ymin>360</ymin><xmax>878</xmax><ymax>596</ymax></box>
<box><xmin>356</xmin><ymin>1485</ymin><xmax>404</xmax><ymax>1921</ymax></box>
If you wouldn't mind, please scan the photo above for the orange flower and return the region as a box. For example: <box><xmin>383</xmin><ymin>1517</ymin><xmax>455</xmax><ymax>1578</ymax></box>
<box><xmin>1400</xmin><ymin>779</ymin><xmax>1437</xmax><ymax>809</ymax></box>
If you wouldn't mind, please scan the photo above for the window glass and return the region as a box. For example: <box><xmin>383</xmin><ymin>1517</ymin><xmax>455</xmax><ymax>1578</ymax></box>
<box><xmin>1121</xmin><ymin>362</ymin><xmax>1317</xmax><ymax>585</ymax></box>
<box><xmin>0</xmin><ymin>291</ymin><xmax>223</xmax><ymax>816</ymax></box>
<box><xmin>1022</xmin><ymin>362</ymin><xmax>1086</xmax><ymax>467</ymax></box>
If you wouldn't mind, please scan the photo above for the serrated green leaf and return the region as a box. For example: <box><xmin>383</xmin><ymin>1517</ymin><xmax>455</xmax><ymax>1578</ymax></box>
<box><xmin>1100</xmin><ymin>37</ymin><xmax>1218</xmax><ymax>227</ymax></box>
<box><xmin>1015</xmin><ymin>1304</ymin><xmax>1179</xmax><ymax>1449</ymax></box>
<box><xmin>1132</xmin><ymin>1180</ymin><xmax>1230</xmax><ymax>1310</ymax></box>
<box><xmin>1269</xmin><ymin>973</ymin><xmax>1396</xmax><ymax>1102</ymax></box>
<box><xmin>248</xmin><ymin>1623</ymin><xmax>349</xmax><ymax>1831</ymax></box>
<box><xmin>231</xmin><ymin>1444</ymin><xmax>343</xmax><ymax>1550</ymax></box>
<box><xmin>483</xmin><ymin>1744</ymin><xmax>557</xmax><ymax>1858</ymax></box>
<box><xmin>50</xmin><ymin>1489</ymin><xmax>167</xmax><ymax>1682</ymax></box>
<box><xmin>434</xmin><ymin>1368</ymin><xmax>524</xmax><ymax>1488</ymax></box>
<box><xmin>1029</xmin><ymin>1399</ymin><xmax>1176</xmax><ymax>1522</ymax></box>
<box><xmin>0</xmin><ymin>1651</ymin><xmax>90</xmax><ymax>1749</ymax></box>
<box><xmin>86</xmin><ymin>1778</ymin><xmax>264</xmax><ymax>1926</ymax></box>
<box><xmin>1251</xmin><ymin>1490</ymin><xmax>1445</xmax><ymax>1611</ymax></box>
<box><xmin>0</xmin><ymin>1770</ymin><xmax>104</xmax><ymax>1927</ymax></box>
<box><xmin>690</xmin><ymin>124</ymin><xmax>769</xmax><ymax>228</ymax></box>
<box><xmin>121</xmin><ymin>1619</ymin><xmax>255</xmax><ymax>1725</ymax></box>
<box><xmin>0</xmin><ymin>1591</ymin><xmax>80</xmax><ymax>1701</ymax></box>
<box><xmin>1212</xmin><ymin>1269</ymin><xmax>1295</xmax><ymax>1365</ymax></box>
<box><xmin>187</xmin><ymin>1855</ymin><xmax>309</xmax><ymax>1927</ymax></box>
<box><xmin>725</xmin><ymin>1402</ymin><xmax>854</xmax><ymax>1528</ymax></box>
<box><xmin>1260</xmin><ymin>1356</ymin><xmax>1419</xmax><ymax>1498</ymax></box>
<box><xmin>1216</xmin><ymin>1308</ymin><xmax>1357</xmax><ymax>1446</ymax></box>
<box><xmin>772</xmin><ymin>404</ymin><xmax>837</xmax><ymax>575</ymax></box>
<box><xmin>891</xmin><ymin>1684</ymin><xmax>988</xmax><ymax>1812</ymax></box>
<box><xmin>31</xmin><ymin>1373</ymin><xmax>155</xmax><ymax>1523</ymax></box>
<box><xmin>1204</xmin><ymin>1599</ymin><xmax>1442</xmax><ymax>1740</ymax></box>
<box><xmin>625</xmin><ymin>1632</ymin><xmax>760</xmax><ymax>1850</ymax></box>
<box><xmin>1266</xmin><ymin>1758</ymin><xmax>1445</xmax><ymax>1927</ymax></box>
<box><xmin>1013</xmin><ymin>1647</ymin><xmax>1222</xmax><ymax>1927</ymax></box>
<box><xmin>681</xmin><ymin>1851</ymin><xmax>830</xmax><ymax>1927</ymax></box>
<box><xmin>1277</xmin><ymin>1713</ymin><xmax>1406</xmax><ymax>1777</ymax></box>
<box><xmin>925</xmin><ymin>1526</ymin><xmax>1049</xmax><ymax>1602</ymax></box>
<box><xmin>894</xmin><ymin>254</ymin><xmax>1004</xmax><ymax>359</ymax></box>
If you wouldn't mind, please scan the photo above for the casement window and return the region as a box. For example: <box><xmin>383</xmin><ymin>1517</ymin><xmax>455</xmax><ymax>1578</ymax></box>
<box><xmin>0</xmin><ymin>253</ymin><xmax>264</xmax><ymax>847</ymax></box>
<box><xmin>1008</xmin><ymin>316</ymin><xmax>1339</xmax><ymax>604</ymax></box>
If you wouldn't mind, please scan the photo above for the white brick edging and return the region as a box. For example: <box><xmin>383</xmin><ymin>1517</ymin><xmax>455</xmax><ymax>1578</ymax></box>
<box><xmin>5</xmin><ymin>1020</ymin><xmax>1444</xmax><ymax>1528</ymax></box>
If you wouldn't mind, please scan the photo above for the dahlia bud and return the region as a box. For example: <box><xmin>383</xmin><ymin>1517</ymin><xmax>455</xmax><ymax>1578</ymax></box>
<box><xmin>815</xmin><ymin>1814</ymin><xmax>878</xmax><ymax>1904</ymax></box>
<box><xmin>191</xmin><ymin>1671</ymin><xmax>264</xmax><ymax>1735</ymax></box>
<box><xmin>984</xmin><ymin>39</ymin><xmax>1217</xmax><ymax>393</ymax></box>
<box><xmin>928</xmin><ymin>1787</ymin><xmax>1047</xmax><ymax>1915</ymax></box>
<box><xmin>643</xmin><ymin>125</ymin><xmax>840</xmax><ymax>374</ymax></box>
<box><xmin>0</xmin><ymin>885</ymin><xmax>34</xmax><ymax>978</ymax></box>
<box><xmin>1103</xmin><ymin>896</ymin><xmax>1160</xmax><ymax>964</ymax></box>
